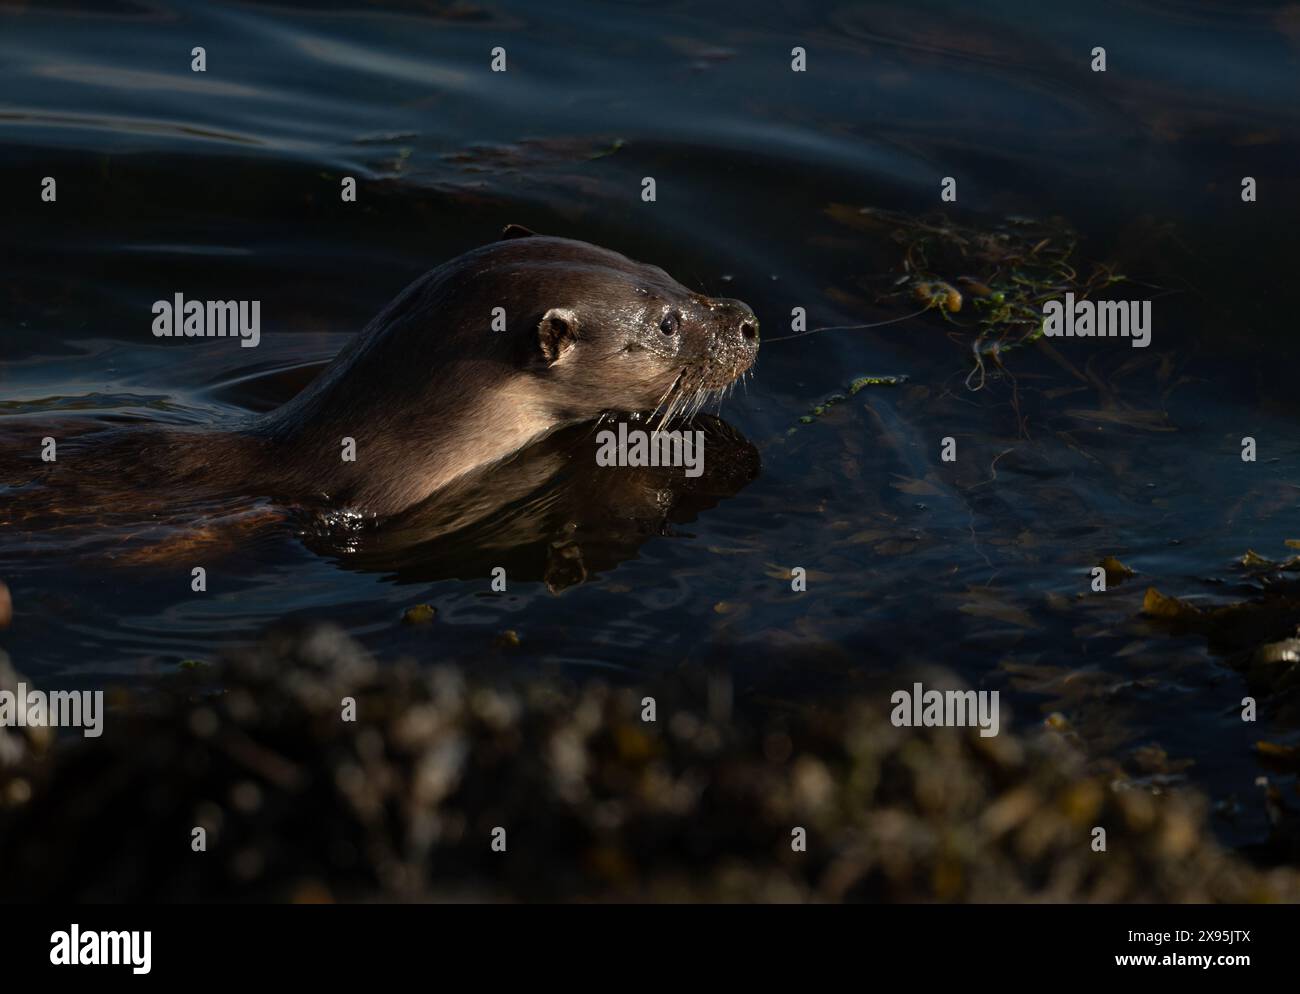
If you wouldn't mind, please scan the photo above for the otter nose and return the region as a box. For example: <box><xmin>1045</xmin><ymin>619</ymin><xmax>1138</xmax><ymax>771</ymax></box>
<box><xmin>717</xmin><ymin>299</ymin><xmax>760</xmax><ymax>348</ymax></box>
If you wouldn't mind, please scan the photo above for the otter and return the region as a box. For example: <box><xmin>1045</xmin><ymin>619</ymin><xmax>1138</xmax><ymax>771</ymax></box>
<box><xmin>299</xmin><ymin>414</ymin><xmax>761</xmax><ymax>590</ymax></box>
<box><xmin>5</xmin><ymin>227</ymin><xmax>759</xmax><ymax>524</ymax></box>
<box><xmin>251</xmin><ymin>225</ymin><xmax>760</xmax><ymax>515</ymax></box>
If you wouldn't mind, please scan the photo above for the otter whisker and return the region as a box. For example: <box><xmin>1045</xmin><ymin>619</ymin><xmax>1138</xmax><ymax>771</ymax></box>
<box><xmin>651</xmin><ymin>370</ymin><xmax>689</xmax><ymax>431</ymax></box>
<box><xmin>686</xmin><ymin>386</ymin><xmax>710</xmax><ymax>421</ymax></box>
<box><xmin>762</xmin><ymin>305</ymin><xmax>932</xmax><ymax>343</ymax></box>
<box><xmin>655</xmin><ymin>370</ymin><xmax>686</xmax><ymax>412</ymax></box>
<box><xmin>653</xmin><ymin>390</ymin><xmax>679</xmax><ymax>433</ymax></box>
<box><xmin>668</xmin><ymin>385</ymin><xmax>693</xmax><ymax>426</ymax></box>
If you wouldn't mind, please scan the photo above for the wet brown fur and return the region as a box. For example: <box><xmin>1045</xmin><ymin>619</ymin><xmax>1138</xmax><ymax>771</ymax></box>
<box><xmin>3</xmin><ymin>231</ymin><xmax>759</xmax><ymax>523</ymax></box>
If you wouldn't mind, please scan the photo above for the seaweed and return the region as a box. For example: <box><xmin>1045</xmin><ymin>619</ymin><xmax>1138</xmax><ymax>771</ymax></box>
<box><xmin>401</xmin><ymin>604</ymin><xmax>438</xmax><ymax>626</ymax></box>
<box><xmin>4</xmin><ymin>626</ymin><xmax>1298</xmax><ymax>902</ymax></box>
<box><xmin>791</xmin><ymin>374</ymin><xmax>910</xmax><ymax>429</ymax></box>
<box><xmin>1140</xmin><ymin>545</ymin><xmax>1300</xmax><ymax>703</ymax></box>
<box><xmin>827</xmin><ymin>205</ymin><xmax>1129</xmax><ymax>389</ymax></box>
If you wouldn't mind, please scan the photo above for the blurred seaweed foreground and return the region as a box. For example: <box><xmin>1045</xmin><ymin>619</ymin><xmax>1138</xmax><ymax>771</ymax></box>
<box><xmin>1</xmin><ymin>628</ymin><xmax>1297</xmax><ymax>903</ymax></box>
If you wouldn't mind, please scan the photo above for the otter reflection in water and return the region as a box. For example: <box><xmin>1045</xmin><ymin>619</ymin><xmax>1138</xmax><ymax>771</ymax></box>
<box><xmin>0</xmin><ymin>229</ymin><xmax>760</xmax><ymax>586</ymax></box>
<box><xmin>299</xmin><ymin>415</ymin><xmax>759</xmax><ymax>590</ymax></box>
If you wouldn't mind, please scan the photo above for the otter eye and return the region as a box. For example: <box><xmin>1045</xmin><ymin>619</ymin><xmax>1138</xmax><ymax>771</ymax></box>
<box><xmin>659</xmin><ymin>313</ymin><xmax>679</xmax><ymax>335</ymax></box>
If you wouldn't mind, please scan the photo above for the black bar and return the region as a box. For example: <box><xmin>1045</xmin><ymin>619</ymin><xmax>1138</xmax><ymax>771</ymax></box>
<box><xmin>5</xmin><ymin>904</ymin><xmax>1290</xmax><ymax>982</ymax></box>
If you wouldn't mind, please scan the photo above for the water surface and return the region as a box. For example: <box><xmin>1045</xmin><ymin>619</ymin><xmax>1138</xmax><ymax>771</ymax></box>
<box><xmin>2</xmin><ymin>0</ymin><xmax>1299</xmax><ymax>855</ymax></box>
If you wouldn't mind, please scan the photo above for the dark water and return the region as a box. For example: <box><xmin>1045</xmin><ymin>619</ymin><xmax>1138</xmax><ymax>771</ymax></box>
<box><xmin>2</xmin><ymin>2</ymin><xmax>1299</xmax><ymax>853</ymax></box>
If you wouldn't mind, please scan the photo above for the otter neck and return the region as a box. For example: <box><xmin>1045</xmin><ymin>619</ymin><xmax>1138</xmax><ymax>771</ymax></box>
<box><xmin>260</xmin><ymin>366</ymin><xmax>562</xmax><ymax>516</ymax></box>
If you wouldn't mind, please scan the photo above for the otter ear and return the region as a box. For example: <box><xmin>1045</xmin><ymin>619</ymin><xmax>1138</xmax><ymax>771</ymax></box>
<box><xmin>501</xmin><ymin>224</ymin><xmax>537</xmax><ymax>240</ymax></box>
<box><xmin>538</xmin><ymin>307</ymin><xmax>579</xmax><ymax>365</ymax></box>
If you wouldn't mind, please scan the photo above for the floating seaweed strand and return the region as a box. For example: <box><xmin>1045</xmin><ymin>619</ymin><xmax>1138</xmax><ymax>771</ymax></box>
<box><xmin>770</xmin><ymin>208</ymin><xmax>1148</xmax><ymax>394</ymax></box>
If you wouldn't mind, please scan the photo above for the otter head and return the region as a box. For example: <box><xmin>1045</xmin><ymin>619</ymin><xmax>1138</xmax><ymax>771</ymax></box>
<box><xmin>255</xmin><ymin>227</ymin><xmax>759</xmax><ymax>516</ymax></box>
<box><xmin>496</xmin><ymin>227</ymin><xmax>759</xmax><ymax>425</ymax></box>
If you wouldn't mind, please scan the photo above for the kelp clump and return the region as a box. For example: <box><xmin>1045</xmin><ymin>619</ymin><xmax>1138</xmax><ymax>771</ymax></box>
<box><xmin>794</xmin><ymin>373</ymin><xmax>910</xmax><ymax>428</ymax></box>
<box><xmin>826</xmin><ymin>204</ymin><xmax>1129</xmax><ymax>389</ymax></box>
<box><xmin>1142</xmin><ymin>544</ymin><xmax>1300</xmax><ymax>711</ymax></box>
<box><xmin>2</xmin><ymin>625</ymin><xmax>1296</xmax><ymax>902</ymax></box>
